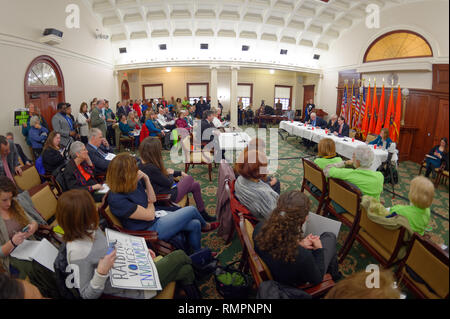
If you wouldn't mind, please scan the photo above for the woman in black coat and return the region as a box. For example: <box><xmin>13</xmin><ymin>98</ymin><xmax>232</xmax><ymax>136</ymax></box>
<box><xmin>42</xmin><ymin>131</ymin><xmax>66</xmax><ymax>175</ymax></box>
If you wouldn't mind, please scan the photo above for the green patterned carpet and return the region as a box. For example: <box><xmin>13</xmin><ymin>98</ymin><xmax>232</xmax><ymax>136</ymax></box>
<box><xmin>161</xmin><ymin>125</ymin><xmax>449</xmax><ymax>299</ymax></box>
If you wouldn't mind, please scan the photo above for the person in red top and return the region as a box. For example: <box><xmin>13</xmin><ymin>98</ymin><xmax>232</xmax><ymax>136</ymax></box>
<box><xmin>132</xmin><ymin>99</ymin><xmax>142</xmax><ymax>118</ymax></box>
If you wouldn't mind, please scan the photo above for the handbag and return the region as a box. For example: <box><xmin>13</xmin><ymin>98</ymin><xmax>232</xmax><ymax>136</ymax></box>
<box><xmin>190</xmin><ymin>248</ymin><xmax>218</xmax><ymax>277</ymax></box>
<box><xmin>214</xmin><ymin>261</ymin><xmax>251</xmax><ymax>299</ymax></box>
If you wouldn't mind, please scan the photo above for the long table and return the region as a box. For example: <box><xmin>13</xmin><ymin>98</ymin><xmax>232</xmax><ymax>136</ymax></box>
<box><xmin>280</xmin><ymin>121</ymin><xmax>390</xmax><ymax>171</ymax></box>
<box><xmin>218</xmin><ymin>132</ymin><xmax>251</xmax><ymax>151</ymax></box>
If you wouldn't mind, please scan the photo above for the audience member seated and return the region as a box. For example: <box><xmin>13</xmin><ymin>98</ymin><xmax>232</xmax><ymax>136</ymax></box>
<box><xmin>42</xmin><ymin>131</ymin><xmax>65</xmax><ymax>175</ymax></box>
<box><xmin>368</xmin><ymin>127</ymin><xmax>392</xmax><ymax>150</ymax></box>
<box><xmin>63</xmin><ymin>141</ymin><xmax>104</xmax><ymax>202</ymax></box>
<box><xmin>234</xmin><ymin>149</ymin><xmax>279</xmax><ymax>221</ymax></box>
<box><xmin>157</xmin><ymin>107</ymin><xmax>176</xmax><ymax>130</ymax></box>
<box><xmin>0</xmin><ymin>177</ymin><xmax>57</xmax><ymax>298</ymax></box>
<box><xmin>324</xmin><ymin>269</ymin><xmax>400</xmax><ymax>299</ymax></box>
<box><xmin>119</xmin><ymin>114</ymin><xmax>138</xmax><ymax>149</ymax></box>
<box><xmin>127</xmin><ymin>111</ymin><xmax>141</xmax><ymax>132</ymax></box>
<box><xmin>211</xmin><ymin>108</ymin><xmax>224</xmax><ymax>128</ymax></box>
<box><xmin>175</xmin><ymin>109</ymin><xmax>191</xmax><ymax>131</ymax></box>
<box><xmin>0</xmin><ymin>272</ymin><xmax>44</xmax><ymax>299</ymax></box>
<box><xmin>5</xmin><ymin>133</ymin><xmax>31</xmax><ymax>165</ymax></box>
<box><xmin>242</xmin><ymin>138</ymin><xmax>280</xmax><ymax>194</ymax></box>
<box><xmin>138</xmin><ymin>137</ymin><xmax>215</xmax><ymax>222</ymax></box>
<box><xmin>187</xmin><ymin>106</ymin><xmax>196</xmax><ymax>126</ymax></box>
<box><xmin>146</xmin><ymin>111</ymin><xmax>171</xmax><ymax>150</ymax></box>
<box><xmin>333</xmin><ymin>116</ymin><xmax>350</xmax><ymax>137</ymax></box>
<box><xmin>253</xmin><ymin>191</ymin><xmax>340</xmax><ymax>286</ymax></box>
<box><xmin>0</xmin><ymin>135</ymin><xmax>22</xmax><ymax>183</ymax></box>
<box><xmin>56</xmin><ymin>189</ymin><xmax>200</xmax><ymax>299</ymax></box>
<box><xmin>327</xmin><ymin>114</ymin><xmax>339</xmax><ymax>132</ymax></box>
<box><xmin>106</xmin><ymin>154</ymin><xmax>218</xmax><ymax>253</ymax></box>
<box><xmin>86</xmin><ymin>128</ymin><xmax>114</xmax><ymax>176</ymax></box>
<box><xmin>199</xmin><ymin>110</ymin><xmax>217</xmax><ymax>144</ymax></box>
<box><xmin>284</xmin><ymin>106</ymin><xmax>295</xmax><ymax>121</ymax></box>
<box><xmin>424</xmin><ymin>137</ymin><xmax>448</xmax><ymax>179</ymax></box>
<box><xmin>388</xmin><ymin>176</ymin><xmax>433</xmax><ymax>236</ymax></box>
<box><xmin>314</xmin><ymin>138</ymin><xmax>343</xmax><ymax>170</ymax></box>
<box><xmin>324</xmin><ymin>144</ymin><xmax>384</xmax><ymax>200</ymax></box>
<box><xmin>28</xmin><ymin>116</ymin><xmax>49</xmax><ymax>158</ymax></box>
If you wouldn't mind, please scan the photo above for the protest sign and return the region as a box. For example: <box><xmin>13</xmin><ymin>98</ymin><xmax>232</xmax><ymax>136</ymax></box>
<box><xmin>14</xmin><ymin>108</ymin><xmax>30</xmax><ymax>126</ymax></box>
<box><xmin>105</xmin><ymin>229</ymin><xmax>162</xmax><ymax>291</ymax></box>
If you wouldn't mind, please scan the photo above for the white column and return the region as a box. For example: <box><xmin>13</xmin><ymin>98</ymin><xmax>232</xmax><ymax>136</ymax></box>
<box><xmin>230</xmin><ymin>66</ymin><xmax>239</xmax><ymax>126</ymax></box>
<box><xmin>210</xmin><ymin>66</ymin><xmax>218</xmax><ymax>110</ymax></box>
<box><xmin>114</xmin><ymin>71</ymin><xmax>120</xmax><ymax>103</ymax></box>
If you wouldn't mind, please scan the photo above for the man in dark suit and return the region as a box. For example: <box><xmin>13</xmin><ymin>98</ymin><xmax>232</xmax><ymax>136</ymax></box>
<box><xmin>86</xmin><ymin>128</ymin><xmax>114</xmax><ymax>175</ymax></box>
<box><xmin>195</xmin><ymin>97</ymin><xmax>207</xmax><ymax>119</ymax></box>
<box><xmin>333</xmin><ymin>116</ymin><xmax>350</xmax><ymax>137</ymax></box>
<box><xmin>200</xmin><ymin>110</ymin><xmax>216</xmax><ymax>144</ymax></box>
<box><xmin>308</xmin><ymin>113</ymin><xmax>327</xmax><ymax>129</ymax></box>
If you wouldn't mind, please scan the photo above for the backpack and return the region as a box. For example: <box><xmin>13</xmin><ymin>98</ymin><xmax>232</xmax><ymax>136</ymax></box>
<box><xmin>53</xmin><ymin>162</ymin><xmax>69</xmax><ymax>192</ymax></box>
<box><xmin>53</xmin><ymin>243</ymin><xmax>81</xmax><ymax>299</ymax></box>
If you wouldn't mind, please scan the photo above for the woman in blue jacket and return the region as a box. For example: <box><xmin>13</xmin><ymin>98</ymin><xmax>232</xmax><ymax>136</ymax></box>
<box><xmin>368</xmin><ymin>127</ymin><xmax>392</xmax><ymax>150</ymax></box>
<box><xmin>118</xmin><ymin>114</ymin><xmax>138</xmax><ymax>148</ymax></box>
<box><xmin>28</xmin><ymin>116</ymin><xmax>49</xmax><ymax>158</ymax></box>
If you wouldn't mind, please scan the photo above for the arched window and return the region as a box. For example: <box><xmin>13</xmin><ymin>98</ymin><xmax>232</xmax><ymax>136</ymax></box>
<box><xmin>24</xmin><ymin>56</ymin><xmax>65</xmax><ymax>131</ymax></box>
<box><xmin>364</xmin><ymin>30</ymin><xmax>433</xmax><ymax>63</ymax></box>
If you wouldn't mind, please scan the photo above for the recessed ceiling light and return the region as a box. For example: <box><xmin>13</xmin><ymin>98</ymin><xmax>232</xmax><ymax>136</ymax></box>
<box><xmin>269</xmin><ymin>69</ymin><xmax>275</xmax><ymax>74</ymax></box>
<box><xmin>166</xmin><ymin>67</ymin><xmax>172</xmax><ymax>72</ymax></box>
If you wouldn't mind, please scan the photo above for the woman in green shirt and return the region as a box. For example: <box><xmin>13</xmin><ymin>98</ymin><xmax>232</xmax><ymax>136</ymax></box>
<box><xmin>314</xmin><ymin>138</ymin><xmax>343</xmax><ymax>170</ymax></box>
<box><xmin>388</xmin><ymin>176</ymin><xmax>433</xmax><ymax>236</ymax></box>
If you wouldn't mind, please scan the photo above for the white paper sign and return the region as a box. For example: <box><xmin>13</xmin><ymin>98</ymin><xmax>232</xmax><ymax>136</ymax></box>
<box><xmin>105</xmin><ymin>229</ymin><xmax>162</xmax><ymax>291</ymax></box>
<box><xmin>105</xmin><ymin>153</ymin><xmax>116</xmax><ymax>161</ymax></box>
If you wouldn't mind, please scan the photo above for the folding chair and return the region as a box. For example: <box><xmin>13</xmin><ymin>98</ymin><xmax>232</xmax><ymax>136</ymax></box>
<box><xmin>396</xmin><ymin>233</ymin><xmax>449</xmax><ymax>299</ymax></box>
<box><xmin>301</xmin><ymin>158</ymin><xmax>328</xmax><ymax>214</ymax></box>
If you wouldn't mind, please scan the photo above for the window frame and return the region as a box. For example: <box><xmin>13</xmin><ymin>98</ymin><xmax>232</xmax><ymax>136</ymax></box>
<box><xmin>237</xmin><ymin>83</ymin><xmax>253</xmax><ymax>108</ymax></box>
<box><xmin>274</xmin><ymin>85</ymin><xmax>293</xmax><ymax>111</ymax></box>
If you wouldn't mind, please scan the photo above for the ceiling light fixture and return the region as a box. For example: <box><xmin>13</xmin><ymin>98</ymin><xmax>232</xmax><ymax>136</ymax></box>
<box><xmin>166</xmin><ymin>67</ymin><xmax>172</xmax><ymax>72</ymax></box>
<box><xmin>269</xmin><ymin>69</ymin><xmax>275</xmax><ymax>74</ymax></box>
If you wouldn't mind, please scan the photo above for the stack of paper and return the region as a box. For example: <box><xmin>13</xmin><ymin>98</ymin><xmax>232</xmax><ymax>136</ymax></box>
<box><xmin>105</xmin><ymin>153</ymin><xmax>116</xmax><ymax>161</ymax></box>
<box><xmin>11</xmin><ymin>239</ymin><xmax>58</xmax><ymax>272</ymax></box>
<box><xmin>302</xmin><ymin>212</ymin><xmax>342</xmax><ymax>238</ymax></box>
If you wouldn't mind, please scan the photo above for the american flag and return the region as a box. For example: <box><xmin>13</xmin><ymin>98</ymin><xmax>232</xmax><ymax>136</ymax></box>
<box><xmin>340</xmin><ymin>86</ymin><xmax>347</xmax><ymax>119</ymax></box>
<box><xmin>349</xmin><ymin>90</ymin><xmax>356</xmax><ymax>124</ymax></box>
<box><xmin>353</xmin><ymin>98</ymin><xmax>360</xmax><ymax>129</ymax></box>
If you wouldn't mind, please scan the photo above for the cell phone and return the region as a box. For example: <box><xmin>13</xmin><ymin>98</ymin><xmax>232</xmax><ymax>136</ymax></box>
<box><xmin>107</xmin><ymin>240</ymin><xmax>117</xmax><ymax>255</ymax></box>
<box><xmin>171</xmin><ymin>183</ymin><xmax>178</xmax><ymax>189</ymax></box>
<box><xmin>21</xmin><ymin>225</ymin><xmax>30</xmax><ymax>233</ymax></box>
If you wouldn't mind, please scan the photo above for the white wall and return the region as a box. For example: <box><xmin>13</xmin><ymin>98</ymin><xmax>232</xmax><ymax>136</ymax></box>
<box><xmin>318</xmin><ymin>0</ymin><xmax>449</xmax><ymax>117</ymax></box>
<box><xmin>0</xmin><ymin>0</ymin><xmax>117</xmax><ymax>155</ymax></box>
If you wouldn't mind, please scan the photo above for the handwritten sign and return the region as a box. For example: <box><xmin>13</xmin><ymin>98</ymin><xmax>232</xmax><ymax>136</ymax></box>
<box><xmin>105</xmin><ymin>229</ymin><xmax>162</xmax><ymax>291</ymax></box>
<box><xmin>14</xmin><ymin>109</ymin><xmax>30</xmax><ymax>126</ymax></box>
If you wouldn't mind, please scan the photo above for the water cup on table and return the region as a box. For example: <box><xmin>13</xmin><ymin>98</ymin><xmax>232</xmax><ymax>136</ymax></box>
<box><xmin>325</xmin><ymin>129</ymin><xmax>328</xmax><ymax>134</ymax></box>
<box><xmin>374</xmin><ymin>144</ymin><xmax>377</xmax><ymax>149</ymax></box>
<box><xmin>352</xmin><ymin>138</ymin><xmax>355</xmax><ymax>142</ymax></box>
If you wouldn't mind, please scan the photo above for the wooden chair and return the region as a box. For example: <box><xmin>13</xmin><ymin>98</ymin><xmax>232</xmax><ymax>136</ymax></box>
<box><xmin>396</xmin><ymin>233</ymin><xmax>449</xmax><ymax>299</ymax></box>
<box><xmin>339</xmin><ymin>207</ymin><xmax>407</xmax><ymax>266</ymax></box>
<box><xmin>181</xmin><ymin>135</ymin><xmax>213</xmax><ymax>181</ymax></box>
<box><xmin>39</xmin><ymin>173</ymin><xmax>62</xmax><ymax>196</ymax></box>
<box><xmin>324</xmin><ymin>178</ymin><xmax>363</xmax><ymax>258</ymax></box>
<box><xmin>115</xmin><ymin>125</ymin><xmax>134</xmax><ymax>152</ymax></box>
<box><xmin>98</xmin><ymin>193</ymin><xmax>175</xmax><ymax>256</ymax></box>
<box><xmin>365</xmin><ymin>134</ymin><xmax>378</xmax><ymax>144</ymax></box>
<box><xmin>418</xmin><ymin>156</ymin><xmax>447</xmax><ymax>187</ymax></box>
<box><xmin>239</xmin><ymin>214</ymin><xmax>335</xmax><ymax>297</ymax></box>
<box><xmin>28</xmin><ymin>182</ymin><xmax>63</xmax><ymax>244</ymax></box>
<box><xmin>14</xmin><ymin>165</ymin><xmax>41</xmax><ymax>191</ymax></box>
<box><xmin>301</xmin><ymin>158</ymin><xmax>328</xmax><ymax>215</ymax></box>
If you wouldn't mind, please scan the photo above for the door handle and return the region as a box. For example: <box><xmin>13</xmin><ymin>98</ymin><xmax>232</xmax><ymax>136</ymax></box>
<box><xmin>428</xmin><ymin>133</ymin><xmax>431</xmax><ymax>136</ymax></box>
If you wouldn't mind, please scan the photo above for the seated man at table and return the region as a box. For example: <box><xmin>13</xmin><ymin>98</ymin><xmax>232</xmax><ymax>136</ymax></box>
<box><xmin>86</xmin><ymin>128</ymin><xmax>114</xmax><ymax>176</ymax></box>
<box><xmin>333</xmin><ymin>116</ymin><xmax>350</xmax><ymax>137</ymax></box>
<box><xmin>307</xmin><ymin>112</ymin><xmax>327</xmax><ymax>129</ymax></box>
<box><xmin>323</xmin><ymin>144</ymin><xmax>384</xmax><ymax>201</ymax></box>
<box><xmin>327</xmin><ymin>114</ymin><xmax>339</xmax><ymax>132</ymax></box>
<box><xmin>284</xmin><ymin>106</ymin><xmax>295</xmax><ymax>121</ymax></box>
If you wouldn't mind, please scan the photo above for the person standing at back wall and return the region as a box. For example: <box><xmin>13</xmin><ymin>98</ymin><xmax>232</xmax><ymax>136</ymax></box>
<box><xmin>90</xmin><ymin>99</ymin><xmax>107</xmax><ymax>139</ymax></box>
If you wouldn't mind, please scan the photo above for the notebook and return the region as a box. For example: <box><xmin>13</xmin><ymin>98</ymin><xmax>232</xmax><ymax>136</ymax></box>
<box><xmin>302</xmin><ymin>212</ymin><xmax>342</xmax><ymax>238</ymax></box>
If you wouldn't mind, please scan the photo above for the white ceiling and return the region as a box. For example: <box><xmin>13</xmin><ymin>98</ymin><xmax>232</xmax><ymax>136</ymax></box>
<box><xmin>83</xmin><ymin>0</ymin><xmax>418</xmax><ymax>70</ymax></box>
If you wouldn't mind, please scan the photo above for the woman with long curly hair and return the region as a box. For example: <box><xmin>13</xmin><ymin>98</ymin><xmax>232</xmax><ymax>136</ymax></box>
<box><xmin>253</xmin><ymin>190</ymin><xmax>341</xmax><ymax>286</ymax></box>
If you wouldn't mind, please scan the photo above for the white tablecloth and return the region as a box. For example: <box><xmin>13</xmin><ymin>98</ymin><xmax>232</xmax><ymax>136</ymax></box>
<box><xmin>219</xmin><ymin>132</ymin><xmax>251</xmax><ymax>151</ymax></box>
<box><xmin>280</xmin><ymin>121</ymin><xmax>389</xmax><ymax>171</ymax></box>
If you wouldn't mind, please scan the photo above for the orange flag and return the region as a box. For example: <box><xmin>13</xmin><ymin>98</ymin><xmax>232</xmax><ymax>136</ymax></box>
<box><xmin>368</xmin><ymin>84</ymin><xmax>378</xmax><ymax>134</ymax></box>
<box><xmin>361</xmin><ymin>83</ymin><xmax>371</xmax><ymax>139</ymax></box>
<box><xmin>374</xmin><ymin>84</ymin><xmax>385</xmax><ymax>135</ymax></box>
<box><xmin>384</xmin><ymin>87</ymin><xmax>395</xmax><ymax>129</ymax></box>
<box><xmin>391</xmin><ymin>85</ymin><xmax>402</xmax><ymax>142</ymax></box>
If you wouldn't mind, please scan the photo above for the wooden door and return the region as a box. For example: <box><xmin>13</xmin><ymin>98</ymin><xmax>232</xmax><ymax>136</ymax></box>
<box><xmin>433</xmin><ymin>99</ymin><xmax>449</xmax><ymax>145</ymax></box>
<box><xmin>28</xmin><ymin>92</ymin><xmax>57</xmax><ymax>131</ymax></box>
<box><xmin>303</xmin><ymin>85</ymin><xmax>315</xmax><ymax>116</ymax></box>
